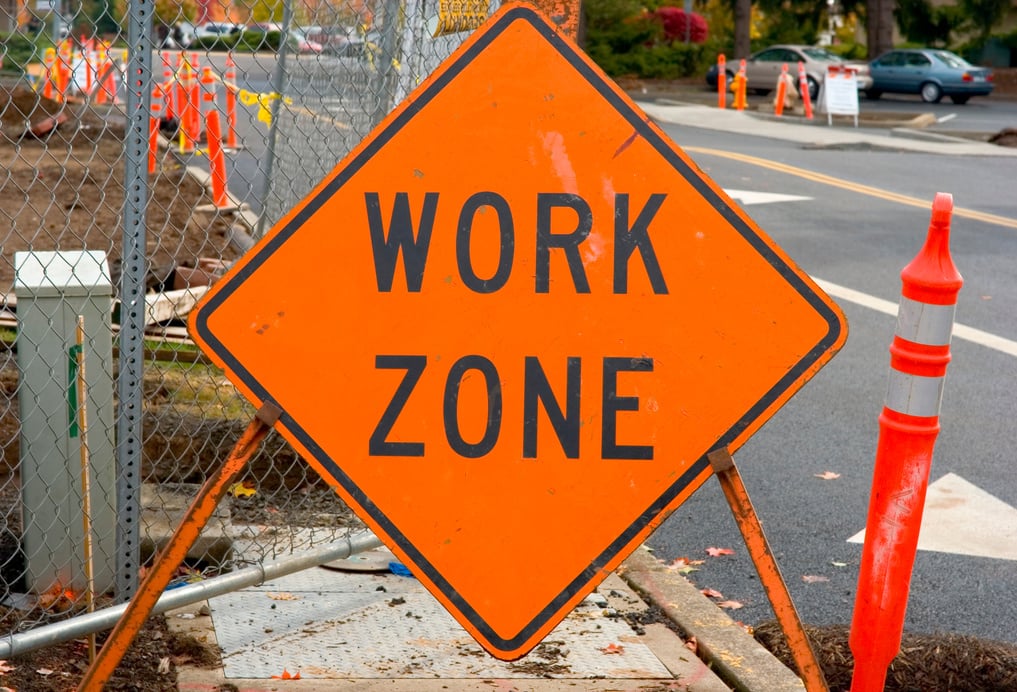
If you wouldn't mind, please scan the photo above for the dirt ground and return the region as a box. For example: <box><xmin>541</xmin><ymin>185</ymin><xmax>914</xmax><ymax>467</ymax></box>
<box><xmin>1</xmin><ymin>79</ymin><xmax>1016</xmax><ymax>691</ymax></box>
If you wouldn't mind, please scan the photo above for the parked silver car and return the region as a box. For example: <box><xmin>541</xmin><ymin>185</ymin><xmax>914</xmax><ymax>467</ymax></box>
<box><xmin>707</xmin><ymin>44</ymin><xmax>872</xmax><ymax>101</ymax></box>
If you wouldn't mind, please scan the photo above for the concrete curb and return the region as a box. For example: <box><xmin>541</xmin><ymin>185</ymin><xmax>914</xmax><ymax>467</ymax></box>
<box><xmin>620</xmin><ymin>547</ymin><xmax>805</xmax><ymax>692</ymax></box>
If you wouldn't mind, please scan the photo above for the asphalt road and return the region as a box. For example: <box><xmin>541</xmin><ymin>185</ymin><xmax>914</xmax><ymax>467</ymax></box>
<box><xmin>644</xmin><ymin>123</ymin><xmax>1017</xmax><ymax>646</ymax></box>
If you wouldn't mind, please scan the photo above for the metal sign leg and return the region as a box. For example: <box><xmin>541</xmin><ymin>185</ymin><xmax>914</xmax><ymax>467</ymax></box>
<box><xmin>707</xmin><ymin>447</ymin><xmax>829</xmax><ymax>692</ymax></box>
<box><xmin>76</xmin><ymin>401</ymin><xmax>282</xmax><ymax>691</ymax></box>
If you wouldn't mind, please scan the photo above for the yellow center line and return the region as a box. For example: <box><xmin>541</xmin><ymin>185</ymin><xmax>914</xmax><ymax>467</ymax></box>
<box><xmin>684</xmin><ymin>146</ymin><xmax>1017</xmax><ymax>230</ymax></box>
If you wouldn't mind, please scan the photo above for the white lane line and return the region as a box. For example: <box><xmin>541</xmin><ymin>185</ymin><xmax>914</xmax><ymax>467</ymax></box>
<box><xmin>937</xmin><ymin>113</ymin><xmax>958</xmax><ymax>123</ymax></box>
<box><xmin>815</xmin><ymin>278</ymin><xmax>1017</xmax><ymax>358</ymax></box>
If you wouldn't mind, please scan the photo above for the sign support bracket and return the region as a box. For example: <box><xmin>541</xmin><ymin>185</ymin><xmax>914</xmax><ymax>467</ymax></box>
<box><xmin>76</xmin><ymin>401</ymin><xmax>283</xmax><ymax>691</ymax></box>
<box><xmin>707</xmin><ymin>447</ymin><xmax>829</xmax><ymax>692</ymax></box>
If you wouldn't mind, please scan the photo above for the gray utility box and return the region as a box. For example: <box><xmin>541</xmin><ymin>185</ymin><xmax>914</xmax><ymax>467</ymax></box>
<box><xmin>15</xmin><ymin>250</ymin><xmax>116</xmax><ymax>596</ymax></box>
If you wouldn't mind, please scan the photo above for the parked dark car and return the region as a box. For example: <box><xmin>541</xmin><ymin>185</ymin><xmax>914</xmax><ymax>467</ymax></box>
<box><xmin>866</xmin><ymin>49</ymin><xmax>993</xmax><ymax>104</ymax></box>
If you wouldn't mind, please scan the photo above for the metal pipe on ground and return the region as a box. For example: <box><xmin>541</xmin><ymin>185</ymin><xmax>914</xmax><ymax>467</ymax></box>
<box><xmin>0</xmin><ymin>530</ymin><xmax>384</xmax><ymax>658</ymax></box>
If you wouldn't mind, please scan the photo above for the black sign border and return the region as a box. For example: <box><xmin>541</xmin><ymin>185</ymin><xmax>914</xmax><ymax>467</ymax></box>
<box><xmin>194</xmin><ymin>4</ymin><xmax>844</xmax><ymax>656</ymax></box>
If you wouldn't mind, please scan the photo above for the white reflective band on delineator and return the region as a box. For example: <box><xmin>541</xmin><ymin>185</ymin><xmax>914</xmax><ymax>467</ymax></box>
<box><xmin>896</xmin><ymin>297</ymin><xmax>956</xmax><ymax>346</ymax></box>
<box><xmin>885</xmin><ymin>370</ymin><xmax>945</xmax><ymax>417</ymax></box>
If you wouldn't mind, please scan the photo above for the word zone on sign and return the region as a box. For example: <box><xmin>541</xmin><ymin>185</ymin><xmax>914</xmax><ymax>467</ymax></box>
<box><xmin>365</xmin><ymin>190</ymin><xmax>672</xmax><ymax>462</ymax></box>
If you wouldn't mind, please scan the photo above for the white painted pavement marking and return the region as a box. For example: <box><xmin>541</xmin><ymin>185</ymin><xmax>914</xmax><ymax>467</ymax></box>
<box><xmin>722</xmin><ymin>188</ymin><xmax>813</xmax><ymax>206</ymax></box>
<box><xmin>937</xmin><ymin>113</ymin><xmax>958</xmax><ymax>124</ymax></box>
<box><xmin>815</xmin><ymin>278</ymin><xmax>1017</xmax><ymax>358</ymax></box>
<box><xmin>847</xmin><ymin>473</ymin><xmax>1017</xmax><ymax>561</ymax></box>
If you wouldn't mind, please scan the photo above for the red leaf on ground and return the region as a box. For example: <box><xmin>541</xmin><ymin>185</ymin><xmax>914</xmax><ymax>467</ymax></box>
<box><xmin>601</xmin><ymin>643</ymin><xmax>625</xmax><ymax>654</ymax></box>
<box><xmin>717</xmin><ymin>600</ymin><xmax>744</xmax><ymax>610</ymax></box>
<box><xmin>706</xmin><ymin>547</ymin><xmax>734</xmax><ymax>557</ymax></box>
<box><xmin>684</xmin><ymin>636</ymin><xmax>698</xmax><ymax>653</ymax></box>
<box><xmin>271</xmin><ymin>669</ymin><xmax>301</xmax><ymax>679</ymax></box>
<box><xmin>700</xmin><ymin>588</ymin><xmax>723</xmax><ymax>598</ymax></box>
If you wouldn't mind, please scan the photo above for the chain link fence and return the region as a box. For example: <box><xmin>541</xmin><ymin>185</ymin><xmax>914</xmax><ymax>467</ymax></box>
<box><xmin>0</xmin><ymin>0</ymin><xmax>495</xmax><ymax>649</ymax></box>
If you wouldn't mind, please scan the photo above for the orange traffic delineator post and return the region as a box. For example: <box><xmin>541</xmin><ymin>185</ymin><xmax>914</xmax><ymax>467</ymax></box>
<box><xmin>848</xmin><ymin>193</ymin><xmax>962</xmax><ymax>692</ymax></box>
<box><xmin>205</xmin><ymin>109</ymin><xmax>231</xmax><ymax>208</ymax></box>
<box><xmin>188</xmin><ymin>52</ymin><xmax>202</xmax><ymax>143</ymax></box>
<box><xmin>733</xmin><ymin>58</ymin><xmax>747</xmax><ymax>111</ymax></box>
<box><xmin>76</xmin><ymin>403</ymin><xmax>280</xmax><ymax>691</ymax></box>
<box><xmin>149</xmin><ymin>85</ymin><xmax>164</xmax><ymax>174</ymax></box>
<box><xmin>709</xmin><ymin>448</ymin><xmax>829</xmax><ymax>692</ymax></box>
<box><xmin>717</xmin><ymin>54</ymin><xmax>727</xmax><ymax>109</ymax></box>
<box><xmin>56</xmin><ymin>40</ymin><xmax>72</xmax><ymax>101</ymax></box>
<box><xmin>774</xmin><ymin>63</ymin><xmax>789</xmax><ymax>117</ymax></box>
<box><xmin>225</xmin><ymin>52</ymin><xmax>239</xmax><ymax>149</ymax></box>
<box><xmin>178</xmin><ymin>55</ymin><xmax>196</xmax><ymax>154</ymax></box>
<box><xmin>160</xmin><ymin>52</ymin><xmax>176</xmax><ymax>121</ymax></box>
<box><xmin>42</xmin><ymin>47</ymin><xmax>57</xmax><ymax>100</ymax></box>
<box><xmin>798</xmin><ymin>61</ymin><xmax>814</xmax><ymax>119</ymax></box>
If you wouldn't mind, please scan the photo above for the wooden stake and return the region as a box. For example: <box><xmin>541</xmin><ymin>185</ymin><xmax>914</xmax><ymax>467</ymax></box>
<box><xmin>75</xmin><ymin>316</ymin><xmax>97</xmax><ymax>663</ymax></box>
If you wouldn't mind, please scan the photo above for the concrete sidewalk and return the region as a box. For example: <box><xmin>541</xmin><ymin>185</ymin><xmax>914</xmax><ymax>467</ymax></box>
<box><xmin>168</xmin><ymin>543</ymin><xmax>805</xmax><ymax>691</ymax></box>
<box><xmin>633</xmin><ymin>97</ymin><xmax>1017</xmax><ymax>157</ymax></box>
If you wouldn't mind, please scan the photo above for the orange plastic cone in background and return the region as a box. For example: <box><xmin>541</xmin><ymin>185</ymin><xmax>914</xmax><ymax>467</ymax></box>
<box><xmin>149</xmin><ymin>85</ymin><xmax>164</xmax><ymax>174</ymax></box>
<box><xmin>774</xmin><ymin>63</ymin><xmax>789</xmax><ymax>117</ymax></box>
<box><xmin>205</xmin><ymin>110</ymin><xmax>230</xmax><ymax>209</ymax></box>
<box><xmin>798</xmin><ymin>62</ymin><xmax>814</xmax><ymax>119</ymax></box>
<box><xmin>225</xmin><ymin>53</ymin><xmax>238</xmax><ymax>149</ymax></box>
<box><xmin>717</xmin><ymin>54</ymin><xmax>727</xmax><ymax>109</ymax></box>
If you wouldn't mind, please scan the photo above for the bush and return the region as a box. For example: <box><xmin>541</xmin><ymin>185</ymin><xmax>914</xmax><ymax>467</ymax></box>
<box><xmin>0</xmin><ymin>32</ymin><xmax>44</xmax><ymax>74</ymax></box>
<box><xmin>588</xmin><ymin>39</ymin><xmax>708</xmax><ymax>79</ymax></box>
<box><xmin>650</xmin><ymin>7</ymin><xmax>708</xmax><ymax>44</ymax></box>
<box><xmin>235</xmin><ymin>30</ymin><xmax>283</xmax><ymax>52</ymax></box>
<box><xmin>188</xmin><ymin>33</ymin><xmax>241</xmax><ymax>51</ymax></box>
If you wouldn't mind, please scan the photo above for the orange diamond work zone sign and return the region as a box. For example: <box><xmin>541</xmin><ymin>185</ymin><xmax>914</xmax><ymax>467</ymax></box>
<box><xmin>190</xmin><ymin>4</ymin><xmax>847</xmax><ymax>660</ymax></box>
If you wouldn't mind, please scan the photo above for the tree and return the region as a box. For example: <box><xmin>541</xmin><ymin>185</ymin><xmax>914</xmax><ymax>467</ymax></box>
<box><xmin>867</xmin><ymin>0</ymin><xmax>894</xmax><ymax>59</ymax></box>
<box><xmin>733</xmin><ymin>0</ymin><xmax>750</xmax><ymax>57</ymax></box>
<box><xmin>960</xmin><ymin>0</ymin><xmax>1010</xmax><ymax>40</ymax></box>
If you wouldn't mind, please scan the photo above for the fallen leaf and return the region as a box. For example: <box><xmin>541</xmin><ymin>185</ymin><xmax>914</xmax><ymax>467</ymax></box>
<box><xmin>814</xmin><ymin>471</ymin><xmax>841</xmax><ymax>480</ymax></box>
<box><xmin>831</xmin><ymin>561</ymin><xmax>848</xmax><ymax>568</ymax></box>
<box><xmin>700</xmin><ymin>588</ymin><xmax>723</xmax><ymax>598</ymax></box>
<box><xmin>600</xmin><ymin>643</ymin><xmax>625</xmax><ymax>654</ymax></box>
<box><xmin>0</xmin><ymin>661</ymin><xmax>14</xmax><ymax>673</ymax></box>
<box><xmin>706</xmin><ymin>547</ymin><xmax>734</xmax><ymax>557</ymax></box>
<box><xmin>36</xmin><ymin>668</ymin><xmax>54</xmax><ymax>676</ymax></box>
<box><xmin>228</xmin><ymin>481</ymin><xmax>257</xmax><ymax>498</ymax></box>
<box><xmin>802</xmin><ymin>575</ymin><xmax>830</xmax><ymax>583</ymax></box>
<box><xmin>271</xmin><ymin>669</ymin><xmax>301</xmax><ymax>679</ymax></box>
<box><xmin>158</xmin><ymin>657</ymin><xmax>171</xmax><ymax>674</ymax></box>
<box><xmin>717</xmin><ymin>600</ymin><xmax>744</xmax><ymax>610</ymax></box>
<box><xmin>267</xmin><ymin>592</ymin><xmax>300</xmax><ymax>601</ymax></box>
<box><xmin>1</xmin><ymin>686</ymin><xmax>16</xmax><ymax>692</ymax></box>
<box><xmin>666</xmin><ymin>557</ymin><xmax>704</xmax><ymax>574</ymax></box>
<box><xmin>684</xmin><ymin>636</ymin><xmax>698</xmax><ymax>653</ymax></box>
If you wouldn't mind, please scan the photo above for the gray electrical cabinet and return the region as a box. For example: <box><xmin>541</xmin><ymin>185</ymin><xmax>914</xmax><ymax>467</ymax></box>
<box><xmin>15</xmin><ymin>250</ymin><xmax>116</xmax><ymax>596</ymax></box>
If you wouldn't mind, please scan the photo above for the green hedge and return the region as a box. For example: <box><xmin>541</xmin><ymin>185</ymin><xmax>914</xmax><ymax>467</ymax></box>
<box><xmin>587</xmin><ymin>36</ymin><xmax>709</xmax><ymax>80</ymax></box>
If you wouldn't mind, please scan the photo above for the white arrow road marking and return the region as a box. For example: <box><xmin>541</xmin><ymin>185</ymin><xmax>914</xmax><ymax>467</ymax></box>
<box><xmin>723</xmin><ymin>189</ymin><xmax>813</xmax><ymax>206</ymax></box>
<box><xmin>847</xmin><ymin>472</ymin><xmax>1017</xmax><ymax>561</ymax></box>
<box><xmin>815</xmin><ymin>278</ymin><xmax>1017</xmax><ymax>358</ymax></box>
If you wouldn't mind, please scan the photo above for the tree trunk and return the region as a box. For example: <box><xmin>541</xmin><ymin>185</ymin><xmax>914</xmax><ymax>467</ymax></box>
<box><xmin>734</xmin><ymin>0</ymin><xmax>751</xmax><ymax>59</ymax></box>
<box><xmin>866</xmin><ymin>0</ymin><xmax>895</xmax><ymax>59</ymax></box>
